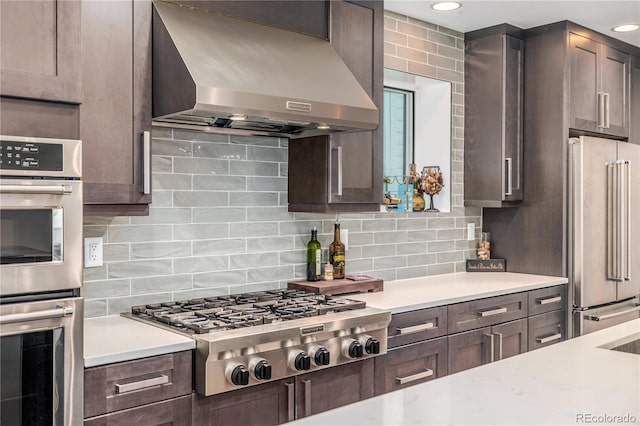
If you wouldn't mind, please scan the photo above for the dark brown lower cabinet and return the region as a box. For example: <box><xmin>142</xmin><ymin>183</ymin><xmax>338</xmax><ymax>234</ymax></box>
<box><xmin>528</xmin><ymin>310</ymin><xmax>567</xmax><ymax>351</ymax></box>
<box><xmin>84</xmin><ymin>395</ymin><xmax>191</xmax><ymax>426</ymax></box>
<box><xmin>374</xmin><ymin>337</ymin><xmax>447</xmax><ymax>396</ymax></box>
<box><xmin>192</xmin><ymin>360</ymin><xmax>374</xmax><ymax>425</ymax></box>
<box><xmin>448</xmin><ymin>319</ymin><xmax>528</xmax><ymax>374</ymax></box>
<box><xmin>192</xmin><ymin>378</ymin><xmax>295</xmax><ymax>426</ymax></box>
<box><xmin>295</xmin><ymin>359</ymin><xmax>374</xmax><ymax>419</ymax></box>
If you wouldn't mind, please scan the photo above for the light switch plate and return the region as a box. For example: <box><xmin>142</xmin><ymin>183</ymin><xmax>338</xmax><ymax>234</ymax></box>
<box><xmin>84</xmin><ymin>237</ymin><xmax>103</xmax><ymax>268</ymax></box>
<box><xmin>342</xmin><ymin>229</ymin><xmax>348</xmax><ymax>251</ymax></box>
<box><xmin>467</xmin><ymin>223</ymin><xmax>476</xmax><ymax>241</ymax></box>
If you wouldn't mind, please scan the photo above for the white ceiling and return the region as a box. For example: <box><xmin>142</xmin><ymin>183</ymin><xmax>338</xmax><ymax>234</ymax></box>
<box><xmin>384</xmin><ymin>0</ymin><xmax>640</xmax><ymax>47</ymax></box>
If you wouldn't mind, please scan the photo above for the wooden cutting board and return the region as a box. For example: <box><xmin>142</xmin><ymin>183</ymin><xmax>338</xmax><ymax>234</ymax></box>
<box><xmin>287</xmin><ymin>277</ymin><xmax>383</xmax><ymax>296</ymax></box>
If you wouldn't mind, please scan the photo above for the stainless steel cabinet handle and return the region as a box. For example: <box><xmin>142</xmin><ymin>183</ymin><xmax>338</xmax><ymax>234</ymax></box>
<box><xmin>302</xmin><ymin>379</ymin><xmax>312</xmax><ymax>417</ymax></box>
<box><xmin>597</xmin><ymin>92</ymin><xmax>605</xmax><ymax>128</ymax></box>
<box><xmin>479</xmin><ymin>307</ymin><xmax>507</xmax><ymax>317</ymax></box>
<box><xmin>285</xmin><ymin>382</ymin><xmax>295</xmax><ymax>422</ymax></box>
<box><xmin>604</xmin><ymin>93</ymin><xmax>611</xmax><ymax>129</ymax></box>
<box><xmin>395</xmin><ymin>369</ymin><xmax>434</xmax><ymax>385</ymax></box>
<box><xmin>0</xmin><ymin>184</ymin><xmax>72</xmax><ymax>195</ymax></box>
<box><xmin>115</xmin><ymin>374</ymin><xmax>168</xmax><ymax>394</ymax></box>
<box><xmin>536</xmin><ymin>333</ymin><xmax>562</xmax><ymax>344</ymax></box>
<box><xmin>0</xmin><ymin>306</ymin><xmax>73</xmax><ymax>324</ymax></box>
<box><xmin>397</xmin><ymin>322</ymin><xmax>434</xmax><ymax>335</ymax></box>
<box><xmin>505</xmin><ymin>157</ymin><xmax>513</xmax><ymax>196</ymax></box>
<box><xmin>585</xmin><ymin>305</ymin><xmax>640</xmax><ymax>321</ymax></box>
<box><xmin>483</xmin><ymin>333</ymin><xmax>495</xmax><ymax>363</ymax></box>
<box><xmin>143</xmin><ymin>131</ymin><xmax>151</xmax><ymax>195</ymax></box>
<box><xmin>623</xmin><ymin>161</ymin><xmax>631</xmax><ymax>281</ymax></box>
<box><xmin>537</xmin><ymin>296</ymin><xmax>562</xmax><ymax>305</ymax></box>
<box><xmin>334</xmin><ymin>146</ymin><xmax>343</xmax><ymax>197</ymax></box>
<box><xmin>494</xmin><ymin>332</ymin><xmax>503</xmax><ymax>360</ymax></box>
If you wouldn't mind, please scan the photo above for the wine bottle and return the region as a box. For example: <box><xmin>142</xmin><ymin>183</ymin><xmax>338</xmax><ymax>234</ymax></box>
<box><xmin>306</xmin><ymin>226</ymin><xmax>321</xmax><ymax>281</ymax></box>
<box><xmin>329</xmin><ymin>223</ymin><xmax>346</xmax><ymax>279</ymax></box>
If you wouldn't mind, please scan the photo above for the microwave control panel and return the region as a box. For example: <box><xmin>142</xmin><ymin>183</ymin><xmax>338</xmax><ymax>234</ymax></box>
<box><xmin>0</xmin><ymin>141</ymin><xmax>63</xmax><ymax>171</ymax></box>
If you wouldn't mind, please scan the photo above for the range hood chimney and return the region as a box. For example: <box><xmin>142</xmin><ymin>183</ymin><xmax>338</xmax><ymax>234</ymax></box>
<box><xmin>152</xmin><ymin>1</ymin><xmax>379</xmax><ymax>138</ymax></box>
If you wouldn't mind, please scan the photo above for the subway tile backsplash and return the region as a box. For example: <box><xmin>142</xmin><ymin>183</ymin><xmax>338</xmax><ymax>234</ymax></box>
<box><xmin>81</xmin><ymin>14</ymin><xmax>481</xmax><ymax>318</ymax></box>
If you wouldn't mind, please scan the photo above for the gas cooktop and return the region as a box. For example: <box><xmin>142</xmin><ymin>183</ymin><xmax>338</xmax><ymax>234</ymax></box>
<box><xmin>130</xmin><ymin>289</ymin><xmax>367</xmax><ymax>334</ymax></box>
<box><xmin>124</xmin><ymin>288</ymin><xmax>390</xmax><ymax>396</ymax></box>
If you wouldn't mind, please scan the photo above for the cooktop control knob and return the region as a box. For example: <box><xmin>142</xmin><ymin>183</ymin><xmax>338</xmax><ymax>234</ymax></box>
<box><xmin>251</xmin><ymin>359</ymin><xmax>272</xmax><ymax>381</ymax></box>
<box><xmin>290</xmin><ymin>351</ymin><xmax>311</xmax><ymax>371</ymax></box>
<box><xmin>362</xmin><ymin>337</ymin><xmax>381</xmax><ymax>354</ymax></box>
<box><xmin>343</xmin><ymin>339</ymin><xmax>364</xmax><ymax>358</ymax></box>
<box><xmin>312</xmin><ymin>347</ymin><xmax>331</xmax><ymax>366</ymax></box>
<box><xmin>228</xmin><ymin>364</ymin><xmax>250</xmax><ymax>386</ymax></box>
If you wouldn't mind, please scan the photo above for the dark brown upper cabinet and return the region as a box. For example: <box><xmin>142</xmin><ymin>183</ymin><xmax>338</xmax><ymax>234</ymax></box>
<box><xmin>569</xmin><ymin>33</ymin><xmax>630</xmax><ymax>139</ymax></box>
<box><xmin>81</xmin><ymin>0</ymin><xmax>152</xmax><ymax>216</ymax></box>
<box><xmin>0</xmin><ymin>0</ymin><xmax>82</xmax><ymax>104</ymax></box>
<box><xmin>464</xmin><ymin>25</ymin><xmax>524</xmax><ymax>207</ymax></box>
<box><xmin>631</xmin><ymin>56</ymin><xmax>640</xmax><ymax>144</ymax></box>
<box><xmin>287</xmin><ymin>0</ymin><xmax>383</xmax><ymax>213</ymax></box>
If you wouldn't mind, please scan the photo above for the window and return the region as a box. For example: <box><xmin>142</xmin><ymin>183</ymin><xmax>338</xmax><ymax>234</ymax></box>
<box><xmin>383</xmin><ymin>87</ymin><xmax>414</xmax><ymax>198</ymax></box>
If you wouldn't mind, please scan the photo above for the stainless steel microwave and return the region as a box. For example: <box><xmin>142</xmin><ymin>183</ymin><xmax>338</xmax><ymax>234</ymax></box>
<box><xmin>0</xmin><ymin>136</ymin><xmax>82</xmax><ymax>296</ymax></box>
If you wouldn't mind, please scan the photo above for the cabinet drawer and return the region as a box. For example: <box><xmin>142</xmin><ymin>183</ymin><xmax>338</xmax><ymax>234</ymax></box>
<box><xmin>388</xmin><ymin>306</ymin><xmax>447</xmax><ymax>348</ymax></box>
<box><xmin>374</xmin><ymin>337</ymin><xmax>447</xmax><ymax>396</ymax></box>
<box><xmin>84</xmin><ymin>351</ymin><xmax>192</xmax><ymax>418</ymax></box>
<box><xmin>528</xmin><ymin>285</ymin><xmax>567</xmax><ymax>316</ymax></box>
<box><xmin>528</xmin><ymin>310</ymin><xmax>567</xmax><ymax>351</ymax></box>
<box><xmin>448</xmin><ymin>292</ymin><xmax>528</xmax><ymax>334</ymax></box>
<box><xmin>84</xmin><ymin>395</ymin><xmax>191</xmax><ymax>426</ymax></box>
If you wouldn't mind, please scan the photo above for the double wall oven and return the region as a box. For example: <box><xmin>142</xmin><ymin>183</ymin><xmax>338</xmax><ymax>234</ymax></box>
<box><xmin>0</xmin><ymin>135</ymin><xmax>83</xmax><ymax>425</ymax></box>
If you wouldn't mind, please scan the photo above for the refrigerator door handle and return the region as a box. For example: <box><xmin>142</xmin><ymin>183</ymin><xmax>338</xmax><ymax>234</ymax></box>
<box><xmin>607</xmin><ymin>162</ymin><xmax>620</xmax><ymax>281</ymax></box>
<box><xmin>584</xmin><ymin>304</ymin><xmax>640</xmax><ymax>321</ymax></box>
<box><xmin>623</xmin><ymin>160</ymin><xmax>631</xmax><ymax>281</ymax></box>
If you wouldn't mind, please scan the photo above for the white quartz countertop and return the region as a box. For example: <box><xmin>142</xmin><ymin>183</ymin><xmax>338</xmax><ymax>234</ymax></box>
<box><xmin>289</xmin><ymin>319</ymin><xmax>640</xmax><ymax>425</ymax></box>
<box><xmin>84</xmin><ymin>315</ymin><xmax>195</xmax><ymax>368</ymax></box>
<box><xmin>349</xmin><ymin>272</ymin><xmax>568</xmax><ymax>313</ymax></box>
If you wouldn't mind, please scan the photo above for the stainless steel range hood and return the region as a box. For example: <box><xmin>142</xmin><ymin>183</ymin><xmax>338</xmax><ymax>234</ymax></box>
<box><xmin>152</xmin><ymin>1</ymin><xmax>379</xmax><ymax>139</ymax></box>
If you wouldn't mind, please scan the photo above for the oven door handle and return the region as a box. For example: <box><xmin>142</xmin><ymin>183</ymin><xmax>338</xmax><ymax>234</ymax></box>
<box><xmin>0</xmin><ymin>306</ymin><xmax>73</xmax><ymax>324</ymax></box>
<box><xmin>0</xmin><ymin>184</ymin><xmax>73</xmax><ymax>195</ymax></box>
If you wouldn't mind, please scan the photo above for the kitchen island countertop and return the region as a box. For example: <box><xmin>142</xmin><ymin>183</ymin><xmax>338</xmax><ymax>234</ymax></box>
<box><xmin>289</xmin><ymin>319</ymin><xmax>640</xmax><ymax>425</ymax></box>
<box><xmin>84</xmin><ymin>315</ymin><xmax>195</xmax><ymax>367</ymax></box>
<box><xmin>350</xmin><ymin>272</ymin><xmax>568</xmax><ymax>313</ymax></box>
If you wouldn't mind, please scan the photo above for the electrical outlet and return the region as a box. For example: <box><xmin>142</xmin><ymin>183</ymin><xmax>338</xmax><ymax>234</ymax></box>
<box><xmin>84</xmin><ymin>237</ymin><xmax>103</xmax><ymax>268</ymax></box>
<box><xmin>467</xmin><ymin>223</ymin><xmax>476</xmax><ymax>241</ymax></box>
<box><xmin>342</xmin><ymin>229</ymin><xmax>349</xmax><ymax>251</ymax></box>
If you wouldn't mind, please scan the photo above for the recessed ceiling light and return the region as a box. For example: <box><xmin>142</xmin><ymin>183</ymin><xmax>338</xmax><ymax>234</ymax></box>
<box><xmin>431</xmin><ymin>2</ymin><xmax>462</xmax><ymax>11</ymax></box>
<box><xmin>317</xmin><ymin>124</ymin><xmax>331</xmax><ymax>130</ymax></box>
<box><xmin>229</xmin><ymin>114</ymin><xmax>247</xmax><ymax>121</ymax></box>
<box><xmin>612</xmin><ymin>24</ymin><xmax>640</xmax><ymax>32</ymax></box>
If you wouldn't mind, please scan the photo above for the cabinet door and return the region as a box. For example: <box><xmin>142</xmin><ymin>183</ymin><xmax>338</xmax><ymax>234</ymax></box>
<box><xmin>374</xmin><ymin>337</ymin><xmax>447</xmax><ymax>396</ymax></box>
<box><xmin>84</xmin><ymin>395</ymin><xmax>191</xmax><ymax>426</ymax></box>
<box><xmin>295</xmin><ymin>359</ymin><xmax>374</xmax><ymax>419</ymax></box>
<box><xmin>328</xmin><ymin>0</ymin><xmax>382</xmax><ymax>207</ymax></box>
<box><xmin>447</xmin><ymin>327</ymin><xmax>492</xmax><ymax>374</ymax></box>
<box><xmin>81</xmin><ymin>0</ymin><xmax>152</xmax><ymax>215</ymax></box>
<box><xmin>503</xmin><ymin>35</ymin><xmax>524</xmax><ymax>201</ymax></box>
<box><xmin>192</xmin><ymin>379</ymin><xmax>295</xmax><ymax>426</ymax></box>
<box><xmin>0</xmin><ymin>0</ymin><xmax>81</xmax><ymax>103</ymax></box>
<box><xmin>630</xmin><ymin>56</ymin><xmax>640</xmax><ymax>143</ymax></box>
<box><xmin>492</xmin><ymin>318</ymin><xmax>527</xmax><ymax>360</ymax></box>
<box><xmin>602</xmin><ymin>46</ymin><xmax>630</xmax><ymax>138</ymax></box>
<box><xmin>569</xmin><ymin>33</ymin><xmax>601</xmax><ymax>133</ymax></box>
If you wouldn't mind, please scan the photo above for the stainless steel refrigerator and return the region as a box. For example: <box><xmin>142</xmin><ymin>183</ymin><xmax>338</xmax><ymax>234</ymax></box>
<box><xmin>570</xmin><ymin>136</ymin><xmax>640</xmax><ymax>336</ymax></box>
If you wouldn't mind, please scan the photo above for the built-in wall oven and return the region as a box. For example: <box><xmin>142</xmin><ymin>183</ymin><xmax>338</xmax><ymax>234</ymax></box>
<box><xmin>0</xmin><ymin>135</ymin><xmax>83</xmax><ymax>425</ymax></box>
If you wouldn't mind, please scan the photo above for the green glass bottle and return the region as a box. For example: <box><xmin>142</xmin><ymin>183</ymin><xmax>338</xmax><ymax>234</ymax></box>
<box><xmin>329</xmin><ymin>223</ymin><xmax>345</xmax><ymax>279</ymax></box>
<box><xmin>306</xmin><ymin>226</ymin><xmax>322</xmax><ymax>281</ymax></box>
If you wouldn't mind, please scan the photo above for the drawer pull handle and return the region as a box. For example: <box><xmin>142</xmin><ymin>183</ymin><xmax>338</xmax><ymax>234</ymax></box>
<box><xmin>479</xmin><ymin>307</ymin><xmax>507</xmax><ymax>317</ymax></box>
<box><xmin>536</xmin><ymin>333</ymin><xmax>562</xmax><ymax>344</ymax></box>
<box><xmin>537</xmin><ymin>296</ymin><xmax>561</xmax><ymax>305</ymax></box>
<box><xmin>395</xmin><ymin>369</ymin><xmax>434</xmax><ymax>385</ymax></box>
<box><xmin>584</xmin><ymin>305</ymin><xmax>640</xmax><ymax>321</ymax></box>
<box><xmin>397</xmin><ymin>322</ymin><xmax>434</xmax><ymax>335</ymax></box>
<box><xmin>115</xmin><ymin>374</ymin><xmax>169</xmax><ymax>394</ymax></box>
